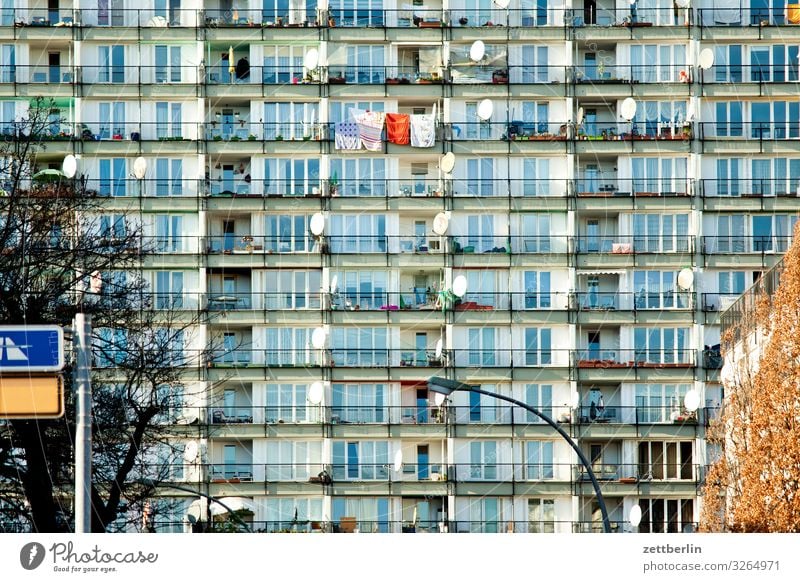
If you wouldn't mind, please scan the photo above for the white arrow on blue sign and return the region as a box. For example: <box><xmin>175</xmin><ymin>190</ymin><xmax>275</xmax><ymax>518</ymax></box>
<box><xmin>0</xmin><ymin>326</ymin><xmax>64</xmax><ymax>372</ymax></box>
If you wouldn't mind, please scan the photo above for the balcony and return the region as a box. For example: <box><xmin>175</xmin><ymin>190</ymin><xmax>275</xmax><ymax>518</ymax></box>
<box><xmin>702</xmin><ymin>235</ymin><xmax>793</xmax><ymax>254</ymax></box>
<box><xmin>700</xmin><ymin>178</ymin><xmax>800</xmax><ymax>202</ymax></box>
<box><xmin>450</xmin><ymin>235</ymin><xmax>570</xmax><ymax>255</ymax></box>
<box><xmin>572</xmin><ymin>291</ymin><xmax>694</xmax><ymax>312</ymax></box>
<box><xmin>576</xmin><ymin>178</ymin><xmax>691</xmax><ymax>197</ymax></box>
<box><xmin>574</xmin><ymin>63</ymin><xmax>690</xmax><ymax>85</ymax></box>
<box><xmin>699</xmin><ymin>7</ymin><xmax>793</xmax><ymax>27</ymax></box>
<box><xmin>78</xmin><ymin>65</ymin><xmax>199</xmax><ymax>85</ymax></box>
<box><xmin>575</xmin><ymin>405</ymin><xmax>701</xmax><ymax>425</ymax></box>
<box><xmin>574</xmin><ymin>235</ymin><xmax>694</xmax><ymax>255</ymax></box>
<box><xmin>574</xmin><ymin>348</ymin><xmax>695</xmax><ymax>368</ymax></box>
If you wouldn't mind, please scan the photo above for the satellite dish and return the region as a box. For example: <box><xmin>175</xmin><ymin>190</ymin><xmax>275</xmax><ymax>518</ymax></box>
<box><xmin>186</xmin><ymin>499</ymin><xmax>203</xmax><ymax>523</ymax></box>
<box><xmin>311</xmin><ymin>327</ymin><xmax>327</xmax><ymax>349</ymax></box>
<box><xmin>184</xmin><ymin>441</ymin><xmax>199</xmax><ymax>463</ymax></box>
<box><xmin>433</xmin><ymin>392</ymin><xmax>446</xmax><ymax>407</ymax></box>
<box><xmin>62</xmin><ymin>154</ymin><xmax>77</xmax><ymax>179</ymax></box>
<box><xmin>330</xmin><ymin>275</ymin><xmax>338</xmax><ymax>293</ymax></box>
<box><xmin>309</xmin><ymin>212</ymin><xmax>325</xmax><ymax>236</ymax></box>
<box><xmin>440</xmin><ymin>152</ymin><xmax>456</xmax><ymax>174</ymax></box>
<box><xmin>435</xmin><ymin>338</ymin><xmax>443</xmax><ymax>359</ymax></box>
<box><xmin>577</xmin><ymin>107</ymin><xmax>584</xmax><ymax>126</ymax></box>
<box><xmin>683</xmin><ymin>390</ymin><xmax>701</xmax><ymax>412</ymax></box>
<box><xmin>307</xmin><ymin>381</ymin><xmax>324</xmax><ymax>405</ymax></box>
<box><xmin>133</xmin><ymin>156</ymin><xmax>148</xmax><ymax>180</ymax></box>
<box><xmin>393</xmin><ymin>449</ymin><xmax>403</xmax><ymax>473</ymax></box>
<box><xmin>452</xmin><ymin>275</ymin><xmax>468</xmax><ymax>298</ymax></box>
<box><xmin>698</xmin><ymin>48</ymin><xmax>715</xmax><ymax>71</ymax></box>
<box><xmin>432</xmin><ymin>212</ymin><xmax>450</xmax><ymax>235</ymax></box>
<box><xmin>621</xmin><ymin>98</ymin><xmax>637</xmax><ymax>121</ymax></box>
<box><xmin>629</xmin><ymin>505</ymin><xmax>643</xmax><ymax>528</ymax></box>
<box><xmin>677</xmin><ymin>268</ymin><xmax>694</xmax><ymax>290</ymax></box>
<box><xmin>303</xmin><ymin>48</ymin><xmax>319</xmax><ymax>70</ymax></box>
<box><xmin>476</xmin><ymin>98</ymin><xmax>493</xmax><ymax>121</ymax></box>
<box><xmin>469</xmin><ymin>40</ymin><xmax>485</xmax><ymax>63</ymax></box>
<box><xmin>675</xmin><ymin>0</ymin><xmax>690</xmax><ymax>7</ymax></box>
<box><xmin>148</xmin><ymin>15</ymin><xmax>168</xmax><ymax>27</ymax></box>
<box><xmin>494</xmin><ymin>0</ymin><xmax>511</xmax><ymax>7</ymax></box>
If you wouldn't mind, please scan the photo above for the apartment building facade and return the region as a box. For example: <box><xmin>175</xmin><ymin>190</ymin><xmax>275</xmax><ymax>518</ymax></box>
<box><xmin>6</xmin><ymin>0</ymin><xmax>794</xmax><ymax>533</ymax></box>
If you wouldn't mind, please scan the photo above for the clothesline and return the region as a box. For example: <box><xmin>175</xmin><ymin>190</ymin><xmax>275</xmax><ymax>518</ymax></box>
<box><xmin>334</xmin><ymin>104</ymin><xmax>438</xmax><ymax>150</ymax></box>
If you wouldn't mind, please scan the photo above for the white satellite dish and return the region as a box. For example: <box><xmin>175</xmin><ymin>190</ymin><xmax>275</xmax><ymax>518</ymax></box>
<box><xmin>683</xmin><ymin>390</ymin><xmax>701</xmax><ymax>412</ymax></box>
<box><xmin>309</xmin><ymin>212</ymin><xmax>325</xmax><ymax>236</ymax></box>
<box><xmin>620</xmin><ymin>98</ymin><xmax>637</xmax><ymax>121</ymax></box>
<box><xmin>698</xmin><ymin>48</ymin><xmax>715</xmax><ymax>71</ymax></box>
<box><xmin>677</xmin><ymin>268</ymin><xmax>694</xmax><ymax>290</ymax></box>
<box><xmin>577</xmin><ymin>107</ymin><xmax>584</xmax><ymax>126</ymax></box>
<box><xmin>307</xmin><ymin>381</ymin><xmax>324</xmax><ymax>405</ymax></box>
<box><xmin>148</xmin><ymin>15</ymin><xmax>168</xmax><ymax>27</ymax></box>
<box><xmin>476</xmin><ymin>98</ymin><xmax>494</xmax><ymax>121</ymax></box>
<box><xmin>393</xmin><ymin>449</ymin><xmax>403</xmax><ymax>473</ymax></box>
<box><xmin>440</xmin><ymin>152</ymin><xmax>456</xmax><ymax>174</ymax></box>
<box><xmin>433</xmin><ymin>392</ymin><xmax>446</xmax><ymax>407</ymax></box>
<box><xmin>311</xmin><ymin>327</ymin><xmax>327</xmax><ymax>349</ymax></box>
<box><xmin>469</xmin><ymin>40</ymin><xmax>486</xmax><ymax>63</ymax></box>
<box><xmin>133</xmin><ymin>156</ymin><xmax>148</xmax><ymax>180</ymax></box>
<box><xmin>186</xmin><ymin>499</ymin><xmax>203</xmax><ymax>523</ymax></box>
<box><xmin>330</xmin><ymin>275</ymin><xmax>338</xmax><ymax>293</ymax></box>
<box><xmin>62</xmin><ymin>154</ymin><xmax>77</xmax><ymax>179</ymax></box>
<box><xmin>493</xmin><ymin>0</ymin><xmax>511</xmax><ymax>7</ymax></box>
<box><xmin>432</xmin><ymin>212</ymin><xmax>450</xmax><ymax>235</ymax></box>
<box><xmin>435</xmin><ymin>338</ymin><xmax>443</xmax><ymax>359</ymax></box>
<box><xmin>303</xmin><ymin>48</ymin><xmax>319</xmax><ymax>70</ymax></box>
<box><xmin>452</xmin><ymin>275</ymin><xmax>468</xmax><ymax>298</ymax></box>
<box><xmin>183</xmin><ymin>441</ymin><xmax>199</xmax><ymax>463</ymax></box>
<box><xmin>675</xmin><ymin>0</ymin><xmax>690</xmax><ymax>7</ymax></box>
<box><xmin>629</xmin><ymin>505</ymin><xmax>643</xmax><ymax>528</ymax></box>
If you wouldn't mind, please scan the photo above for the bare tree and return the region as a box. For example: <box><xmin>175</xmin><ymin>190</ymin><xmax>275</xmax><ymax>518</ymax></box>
<box><xmin>0</xmin><ymin>98</ymin><xmax>209</xmax><ymax>532</ymax></box>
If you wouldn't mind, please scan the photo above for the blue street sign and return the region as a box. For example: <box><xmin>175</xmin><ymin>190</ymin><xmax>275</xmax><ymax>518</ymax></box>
<box><xmin>0</xmin><ymin>326</ymin><xmax>64</xmax><ymax>372</ymax></box>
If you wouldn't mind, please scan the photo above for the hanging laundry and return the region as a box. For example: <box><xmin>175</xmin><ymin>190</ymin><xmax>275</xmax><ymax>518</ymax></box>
<box><xmin>355</xmin><ymin>110</ymin><xmax>386</xmax><ymax>152</ymax></box>
<box><xmin>334</xmin><ymin>122</ymin><xmax>360</xmax><ymax>150</ymax></box>
<box><xmin>410</xmin><ymin>113</ymin><xmax>436</xmax><ymax>147</ymax></box>
<box><xmin>386</xmin><ymin>113</ymin><xmax>411</xmax><ymax>145</ymax></box>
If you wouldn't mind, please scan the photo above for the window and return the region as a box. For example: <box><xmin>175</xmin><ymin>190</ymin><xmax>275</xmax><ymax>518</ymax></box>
<box><xmin>633</xmin><ymin>327</ymin><xmax>689</xmax><ymax>364</ymax></box>
<box><xmin>462</xmin><ymin>214</ymin><xmax>494</xmax><ymax>253</ymax></box>
<box><xmin>330</xmin><ymin>270</ymin><xmax>386</xmax><ymax>310</ymax></box>
<box><xmin>524</xmin><ymin>328</ymin><xmax>552</xmax><ymax>365</ymax></box>
<box><xmin>264</xmin><ymin>214</ymin><xmax>313</xmax><ymax>252</ymax></box>
<box><xmin>329</xmin><ymin>0</ymin><xmax>384</xmax><ymax>27</ymax></box>
<box><xmin>752</xmin><ymin>214</ymin><xmax>798</xmax><ymax>252</ymax></box>
<box><xmin>98</xmin><ymin>45</ymin><xmax>124</xmax><ymax>83</ymax></box>
<box><xmin>98</xmin><ymin>213</ymin><xmax>126</xmax><ymax>241</ymax></box>
<box><xmin>637</xmin><ymin>498</ymin><xmax>695</xmax><ymax>533</ymax></box>
<box><xmin>329</xmin><ymin>214</ymin><xmax>386</xmax><ymax>253</ymax></box>
<box><xmin>464</xmin><ymin>158</ymin><xmax>494</xmax><ymax>196</ymax></box>
<box><xmin>330</xmin><ymin>327</ymin><xmax>388</xmax><ymax>366</ymax></box>
<box><xmin>523</xmin><ymin>384</ymin><xmax>552</xmax><ymax>423</ymax></box>
<box><xmin>523</xmin><ymin>271</ymin><xmax>551</xmax><ymax>309</ymax></box>
<box><xmin>632</xmin><ymin>101</ymin><xmax>687</xmax><ymax>138</ymax></box>
<box><xmin>467</xmin><ymin>327</ymin><xmax>496</xmax><ymax>366</ymax></box>
<box><xmin>154</xmin><ymin>384</ymin><xmax>184</xmax><ymax>425</ymax></box>
<box><xmin>264</xmin><ymin>158</ymin><xmax>320</xmax><ymax>196</ymax></box>
<box><xmin>265</xmin><ymin>328</ymin><xmax>313</xmax><ymax>366</ymax></box>
<box><xmin>266</xmin><ymin>384</ymin><xmax>317</xmax><ymax>423</ymax></box>
<box><xmin>99</xmin><ymin>158</ymin><xmax>127</xmax><ymax>196</ymax></box>
<box><xmin>98</xmin><ymin>102</ymin><xmax>125</xmax><ymax>139</ymax></box>
<box><xmin>263</xmin><ymin>102</ymin><xmax>319</xmax><ymax>140</ymax></box>
<box><xmin>521</xmin><ymin>158</ymin><xmax>551</xmax><ymax>196</ymax></box>
<box><xmin>714</xmin><ymin>214</ymin><xmax>746</xmax><ymax>253</ymax></box>
<box><xmin>262</xmin><ymin>45</ymin><xmax>309</xmax><ymax>84</ymax></box>
<box><xmin>154</xmin><ymin>271</ymin><xmax>184</xmax><ymax>309</ymax></box>
<box><xmin>519</xmin><ymin>45</ymin><xmax>548</xmax><ymax>83</ymax></box>
<box><xmin>329</xmin><ymin>101</ymin><xmax>385</xmax><ymax>124</ymax></box>
<box><xmin>749</xmin><ymin>101</ymin><xmax>800</xmax><ymax>139</ymax></box>
<box><xmin>713</xmin><ymin>45</ymin><xmax>742</xmax><ymax>83</ymax></box>
<box><xmin>633</xmin><ymin>271</ymin><xmax>690</xmax><ymax>309</ymax></box>
<box><xmin>528</xmin><ymin>499</ymin><xmax>555</xmax><ymax>533</ymax></box>
<box><xmin>467</xmin><ymin>387</ymin><xmax>498</xmax><ymax>423</ymax></box>
<box><xmin>329</xmin><ymin>158</ymin><xmax>386</xmax><ymax>196</ymax></box>
<box><xmin>155</xmin><ymin>45</ymin><xmax>182</xmax><ymax>82</ymax></box>
<box><xmin>265</xmin><ymin>498</ymin><xmax>323</xmax><ymax>533</ymax></box>
<box><xmin>0</xmin><ymin>44</ymin><xmax>14</xmax><ymax>83</ymax></box>
<box><xmin>332</xmin><ymin>441</ymin><xmax>389</xmax><ymax>480</ymax></box>
<box><xmin>331</xmin><ymin>497</ymin><xmax>390</xmax><ymax>533</ymax></box>
<box><xmin>631</xmin><ymin>158</ymin><xmax>687</xmax><ymax>194</ymax></box>
<box><xmin>464</xmin><ymin>101</ymin><xmax>493</xmax><ymax>140</ymax></box>
<box><xmin>155</xmin><ymin>214</ymin><xmax>184</xmax><ymax>252</ymax></box>
<box><xmin>468</xmin><ymin>497</ymin><xmax>501</xmax><ymax>533</ymax></box>
<box><xmin>635</xmin><ymin>384</ymin><xmax>691</xmax><ymax>423</ymax></box>
<box><xmin>95</xmin><ymin>328</ymin><xmax>127</xmax><ymax>367</ymax></box>
<box><xmin>715</xmin><ymin>158</ymin><xmax>742</xmax><ymax>196</ymax></box>
<box><xmin>265</xmin><ymin>440</ymin><xmax>322</xmax><ymax>480</ymax></box>
<box><xmin>332</xmin><ymin>383</ymin><xmax>386</xmax><ymax>423</ymax></box>
<box><xmin>155</xmin><ymin>159</ymin><xmax>183</xmax><ymax>196</ymax></box>
<box><xmin>718</xmin><ymin>271</ymin><xmax>746</xmax><ymax>298</ymax></box>
<box><xmin>632</xmin><ymin>213</ymin><xmax>689</xmax><ymax>252</ymax></box>
<box><xmin>715</xmin><ymin>101</ymin><xmax>743</xmax><ymax>137</ymax></box>
<box><xmin>0</xmin><ymin>101</ymin><xmax>14</xmax><ymax>134</ymax></box>
<box><xmin>469</xmin><ymin>441</ymin><xmax>497</xmax><ymax>480</ymax></box>
<box><xmin>521</xmin><ymin>214</ymin><xmax>552</xmax><ymax>253</ymax></box>
<box><xmin>155</xmin><ymin>102</ymin><xmax>182</xmax><ymax>139</ymax></box>
<box><xmin>638</xmin><ymin>441</ymin><xmax>694</xmax><ymax>480</ymax></box>
<box><xmin>525</xmin><ymin>441</ymin><xmax>554</xmax><ymax>479</ymax></box>
<box><xmin>462</xmin><ymin>270</ymin><xmax>496</xmax><ymax>307</ymax></box>
<box><xmin>345</xmin><ymin>45</ymin><xmax>385</xmax><ymax>84</ymax></box>
<box><xmin>264</xmin><ymin>270</ymin><xmax>322</xmax><ymax>309</ymax></box>
<box><xmin>630</xmin><ymin>45</ymin><xmax>686</xmax><ymax>83</ymax></box>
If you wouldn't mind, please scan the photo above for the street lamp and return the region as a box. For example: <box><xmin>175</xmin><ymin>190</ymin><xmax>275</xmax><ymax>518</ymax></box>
<box><xmin>427</xmin><ymin>376</ymin><xmax>612</xmax><ymax>533</ymax></box>
<box><xmin>136</xmin><ymin>478</ymin><xmax>252</xmax><ymax>532</ymax></box>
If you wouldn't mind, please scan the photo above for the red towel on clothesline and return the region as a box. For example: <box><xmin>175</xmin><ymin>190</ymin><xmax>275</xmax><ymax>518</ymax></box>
<box><xmin>386</xmin><ymin>113</ymin><xmax>410</xmax><ymax>145</ymax></box>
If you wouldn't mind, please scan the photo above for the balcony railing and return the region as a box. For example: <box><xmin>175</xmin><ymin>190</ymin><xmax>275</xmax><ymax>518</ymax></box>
<box><xmin>0</xmin><ymin>64</ymin><xmax>73</xmax><ymax>84</ymax></box>
<box><xmin>701</xmin><ymin>293</ymin><xmax>743</xmax><ymax>312</ymax></box>
<box><xmin>572</xmin><ymin>291</ymin><xmax>694</xmax><ymax>311</ymax></box>
<box><xmin>574</xmin><ymin>463</ymin><xmax>699</xmax><ymax>482</ymax></box>
<box><xmin>700</xmin><ymin>179</ymin><xmax>800</xmax><ymax>198</ymax></box>
<box><xmin>702</xmin><ymin>235</ymin><xmax>793</xmax><ymax>254</ymax></box>
<box><xmin>698</xmin><ymin>7</ymin><xmax>790</xmax><ymax>27</ymax></box>
<box><xmin>700</xmin><ymin>122</ymin><xmax>800</xmax><ymax>140</ymax></box>
<box><xmin>574</xmin><ymin>348</ymin><xmax>695</xmax><ymax>367</ymax></box>
<box><xmin>574</xmin><ymin>235</ymin><xmax>694</xmax><ymax>254</ymax></box>
<box><xmin>575</xmin><ymin>178</ymin><xmax>691</xmax><ymax>197</ymax></box>
<box><xmin>450</xmin><ymin>235</ymin><xmax>570</xmax><ymax>254</ymax></box>
<box><xmin>575</xmin><ymin>405</ymin><xmax>701</xmax><ymax>425</ymax></box>
<box><xmin>574</xmin><ymin>63</ymin><xmax>690</xmax><ymax>84</ymax></box>
<box><xmin>576</xmin><ymin>121</ymin><xmax>691</xmax><ymax>142</ymax></box>
<box><xmin>206</xmin><ymin>235</ymin><xmax>319</xmax><ymax>254</ymax></box>
<box><xmin>77</xmin><ymin>65</ymin><xmax>199</xmax><ymax>85</ymax></box>
<box><xmin>702</xmin><ymin>64</ymin><xmax>800</xmax><ymax>84</ymax></box>
<box><xmin>72</xmin><ymin>8</ymin><xmax>201</xmax><ymax>27</ymax></box>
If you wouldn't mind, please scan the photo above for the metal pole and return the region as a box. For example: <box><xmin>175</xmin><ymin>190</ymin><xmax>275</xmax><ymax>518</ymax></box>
<box><xmin>465</xmin><ymin>385</ymin><xmax>612</xmax><ymax>533</ymax></box>
<box><xmin>74</xmin><ymin>313</ymin><xmax>92</xmax><ymax>533</ymax></box>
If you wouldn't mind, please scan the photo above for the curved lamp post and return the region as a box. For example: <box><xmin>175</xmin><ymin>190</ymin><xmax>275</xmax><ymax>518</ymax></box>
<box><xmin>427</xmin><ymin>377</ymin><xmax>611</xmax><ymax>533</ymax></box>
<box><xmin>136</xmin><ymin>478</ymin><xmax>252</xmax><ymax>532</ymax></box>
